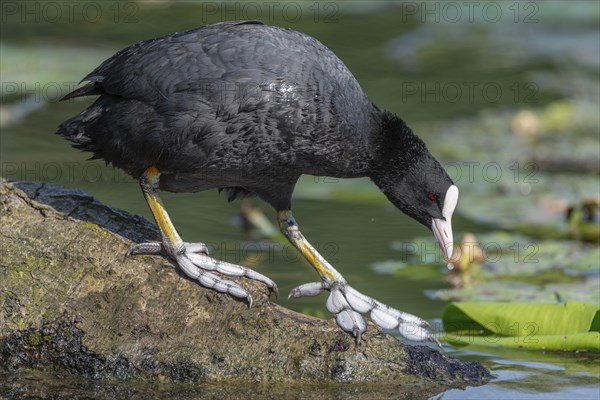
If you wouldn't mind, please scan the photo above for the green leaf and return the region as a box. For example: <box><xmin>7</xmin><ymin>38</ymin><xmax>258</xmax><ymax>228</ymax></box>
<box><xmin>444</xmin><ymin>332</ymin><xmax>600</xmax><ymax>352</ymax></box>
<box><xmin>442</xmin><ymin>302</ymin><xmax>600</xmax><ymax>351</ymax></box>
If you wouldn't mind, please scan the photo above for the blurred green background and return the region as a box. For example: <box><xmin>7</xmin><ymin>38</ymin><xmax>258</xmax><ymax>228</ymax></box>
<box><xmin>1</xmin><ymin>1</ymin><xmax>599</xmax><ymax>398</ymax></box>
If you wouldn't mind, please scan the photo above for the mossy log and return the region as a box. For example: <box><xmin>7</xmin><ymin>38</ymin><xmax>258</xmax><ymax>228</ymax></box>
<box><xmin>0</xmin><ymin>179</ymin><xmax>489</xmax><ymax>392</ymax></box>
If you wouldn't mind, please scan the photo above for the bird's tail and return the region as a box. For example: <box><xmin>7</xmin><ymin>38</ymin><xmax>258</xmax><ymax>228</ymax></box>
<box><xmin>56</xmin><ymin>79</ymin><xmax>108</xmax><ymax>156</ymax></box>
<box><xmin>55</xmin><ymin>98</ymin><xmax>106</xmax><ymax>159</ymax></box>
<box><xmin>61</xmin><ymin>81</ymin><xmax>103</xmax><ymax>101</ymax></box>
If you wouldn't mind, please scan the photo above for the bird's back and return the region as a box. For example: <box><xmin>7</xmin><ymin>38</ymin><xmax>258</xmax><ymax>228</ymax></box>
<box><xmin>58</xmin><ymin>21</ymin><xmax>378</xmax><ymax>188</ymax></box>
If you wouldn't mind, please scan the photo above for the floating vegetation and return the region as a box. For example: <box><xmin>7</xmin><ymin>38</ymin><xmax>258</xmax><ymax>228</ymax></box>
<box><xmin>376</xmin><ymin>231</ymin><xmax>599</xmax><ymax>303</ymax></box>
<box><xmin>442</xmin><ymin>302</ymin><xmax>600</xmax><ymax>351</ymax></box>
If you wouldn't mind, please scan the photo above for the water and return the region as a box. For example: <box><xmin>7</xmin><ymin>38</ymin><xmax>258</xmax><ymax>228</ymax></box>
<box><xmin>1</xmin><ymin>1</ymin><xmax>599</xmax><ymax>398</ymax></box>
<box><xmin>441</xmin><ymin>346</ymin><xmax>599</xmax><ymax>400</ymax></box>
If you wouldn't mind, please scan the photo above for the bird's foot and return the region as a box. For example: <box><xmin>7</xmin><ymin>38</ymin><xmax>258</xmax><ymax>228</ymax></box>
<box><xmin>289</xmin><ymin>281</ymin><xmax>440</xmax><ymax>346</ymax></box>
<box><xmin>127</xmin><ymin>241</ymin><xmax>278</xmax><ymax>306</ymax></box>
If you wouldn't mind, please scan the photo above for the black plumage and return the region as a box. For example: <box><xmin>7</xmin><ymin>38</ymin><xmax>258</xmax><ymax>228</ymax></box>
<box><xmin>57</xmin><ymin>20</ymin><xmax>451</xmax><ymax>219</ymax></box>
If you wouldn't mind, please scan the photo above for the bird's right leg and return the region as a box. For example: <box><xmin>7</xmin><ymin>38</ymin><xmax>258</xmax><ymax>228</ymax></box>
<box><xmin>128</xmin><ymin>166</ymin><xmax>278</xmax><ymax>306</ymax></box>
<box><xmin>277</xmin><ymin>210</ymin><xmax>438</xmax><ymax>345</ymax></box>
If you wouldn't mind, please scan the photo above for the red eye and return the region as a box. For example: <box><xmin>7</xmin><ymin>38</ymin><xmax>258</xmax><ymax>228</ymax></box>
<box><xmin>428</xmin><ymin>193</ymin><xmax>438</xmax><ymax>201</ymax></box>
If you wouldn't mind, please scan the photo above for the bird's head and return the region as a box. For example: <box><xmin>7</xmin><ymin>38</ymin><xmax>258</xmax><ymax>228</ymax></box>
<box><xmin>370</xmin><ymin>112</ymin><xmax>459</xmax><ymax>267</ymax></box>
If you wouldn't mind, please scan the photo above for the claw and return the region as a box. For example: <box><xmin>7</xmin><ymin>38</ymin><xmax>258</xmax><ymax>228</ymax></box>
<box><xmin>288</xmin><ymin>282</ymin><xmax>326</xmax><ymax>299</ymax></box>
<box><xmin>271</xmin><ymin>285</ymin><xmax>280</xmax><ymax>300</ymax></box>
<box><xmin>429</xmin><ymin>335</ymin><xmax>443</xmax><ymax>349</ymax></box>
<box><xmin>398</xmin><ymin>322</ymin><xmax>433</xmax><ymax>342</ymax></box>
<box><xmin>383</xmin><ymin>306</ymin><xmax>431</xmax><ymax>329</ymax></box>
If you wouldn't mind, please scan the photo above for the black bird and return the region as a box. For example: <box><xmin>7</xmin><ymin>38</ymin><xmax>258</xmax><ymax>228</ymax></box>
<box><xmin>58</xmin><ymin>21</ymin><xmax>458</xmax><ymax>344</ymax></box>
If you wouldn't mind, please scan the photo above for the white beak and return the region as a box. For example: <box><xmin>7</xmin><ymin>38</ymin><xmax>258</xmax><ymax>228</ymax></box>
<box><xmin>432</xmin><ymin>185</ymin><xmax>459</xmax><ymax>269</ymax></box>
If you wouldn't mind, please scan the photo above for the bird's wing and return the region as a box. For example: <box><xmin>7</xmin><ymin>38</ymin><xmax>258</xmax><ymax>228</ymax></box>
<box><xmin>66</xmin><ymin>21</ymin><xmax>313</xmax><ymax>107</ymax></box>
<box><xmin>58</xmin><ymin>21</ymin><xmax>374</xmax><ymax>178</ymax></box>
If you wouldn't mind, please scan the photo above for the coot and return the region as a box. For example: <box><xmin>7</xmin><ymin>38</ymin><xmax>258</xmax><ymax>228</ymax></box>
<box><xmin>58</xmin><ymin>21</ymin><xmax>458</xmax><ymax>344</ymax></box>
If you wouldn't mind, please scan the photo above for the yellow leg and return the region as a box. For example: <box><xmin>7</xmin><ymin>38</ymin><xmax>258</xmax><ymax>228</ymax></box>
<box><xmin>140</xmin><ymin>166</ymin><xmax>183</xmax><ymax>253</ymax></box>
<box><xmin>276</xmin><ymin>210</ymin><xmax>343</xmax><ymax>284</ymax></box>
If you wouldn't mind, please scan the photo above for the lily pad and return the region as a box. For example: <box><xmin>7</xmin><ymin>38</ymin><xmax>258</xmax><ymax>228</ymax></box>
<box><xmin>390</xmin><ymin>232</ymin><xmax>599</xmax><ymax>278</ymax></box>
<box><xmin>430</xmin><ymin>278</ymin><xmax>600</xmax><ymax>304</ymax></box>
<box><xmin>383</xmin><ymin>231</ymin><xmax>600</xmax><ymax>303</ymax></box>
<box><xmin>442</xmin><ymin>301</ymin><xmax>600</xmax><ymax>351</ymax></box>
<box><xmin>475</xmin><ymin>234</ymin><xmax>600</xmax><ymax>277</ymax></box>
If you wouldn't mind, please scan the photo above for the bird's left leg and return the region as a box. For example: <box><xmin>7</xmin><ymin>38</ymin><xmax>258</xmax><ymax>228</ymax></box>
<box><xmin>277</xmin><ymin>210</ymin><xmax>439</xmax><ymax>345</ymax></box>
<box><xmin>128</xmin><ymin>166</ymin><xmax>278</xmax><ymax>306</ymax></box>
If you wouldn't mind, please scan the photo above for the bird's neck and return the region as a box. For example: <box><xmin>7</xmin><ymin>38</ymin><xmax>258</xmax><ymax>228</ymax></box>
<box><xmin>368</xmin><ymin>110</ymin><xmax>428</xmax><ymax>186</ymax></box>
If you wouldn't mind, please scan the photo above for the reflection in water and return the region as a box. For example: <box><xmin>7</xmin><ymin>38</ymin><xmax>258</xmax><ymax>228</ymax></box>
<box><xmin>439</xmin><ymin>346</ymin><xmax>600</xmax><ymax>400</ymax></box>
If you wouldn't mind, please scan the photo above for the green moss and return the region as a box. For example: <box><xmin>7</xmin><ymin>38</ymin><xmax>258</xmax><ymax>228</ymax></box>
<box><xmin>26</xmin><ymin>331</ymin><xmax>42</xmax><ymax>346</ymax></box>
<box><xmin>82</xmin><ymin>221</ymin><xmax>112</xmax><ymax>239</ymax></box>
